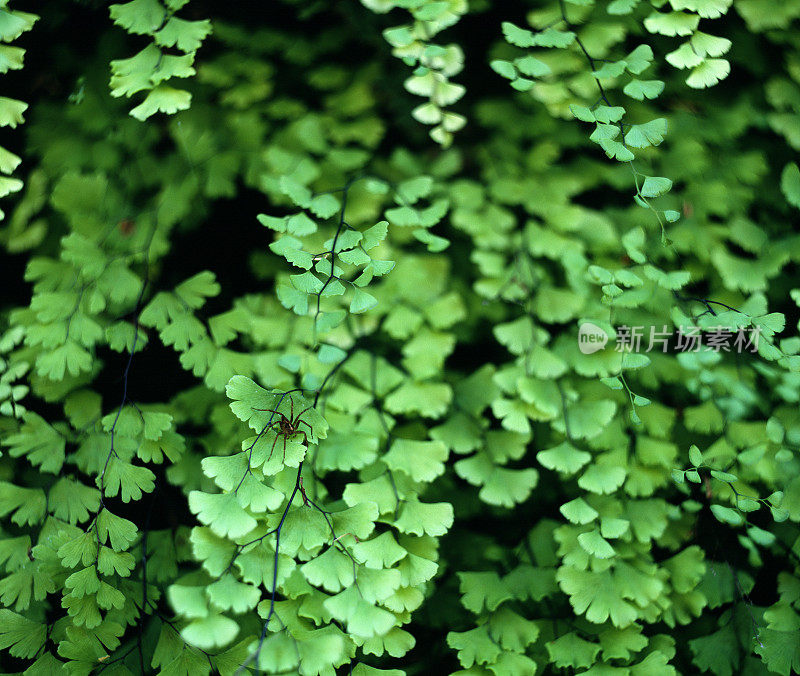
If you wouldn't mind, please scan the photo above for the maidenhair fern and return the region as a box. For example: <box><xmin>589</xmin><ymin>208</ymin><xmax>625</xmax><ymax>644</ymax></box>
<box><xmin>362</xmin><ymin>0</ymin><xmax>467</xmax><ymax>146</ymax></box>
<box><xmin>2</xmin><ymin>1</ymin><xmax>800</xmax><ymax>675</ymax></box>
<box><xmin>0</xmin><ymin>1</ymin><xmax>36</xmax><ymax>223</ymax></box>
<box><xmin>109</xmin><ymin>0</ymin><xmax>211</xmax><ymax>120</ymax></box>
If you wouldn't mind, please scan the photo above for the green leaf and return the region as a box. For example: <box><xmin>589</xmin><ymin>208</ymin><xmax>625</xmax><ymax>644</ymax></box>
<box><xmin>0</xmin><ymin>610</ymin><xmax>46</xmax><ymax>658</ymax></box>
<box><xmin>781</xmin><ymin>163</ymin><xmax>800</xmax><ymax>209</ymax></box>
<box><xmin>35</xmin><ymin>340</ymin><xmax>92</xmax><ymax>380</ymax></box>
<box><xmin>291</xmin><ymin>271</ymin><xmax>324</xmax><ymax>294</ymax></box>
<box><xmin>188</xmin><ymin>491</ymin><xmax>257</xmax><ymax>539</ymax></box>
<box><xmin>686</xmin><ymin>59</ymin><xmax>730</xmax><ymax>88</ymax></box>
<box><xmin>546</xmin><ymin>632</ymin><xmax>601</xmax><ymax>669</ymax></box>
<box><xmin>130</xmin><ymin>85</ymin><xmax>192</xmax><ymax>120</ymax></box>
<box><xmin>97</xmin><ymin>510</ymin><xmax>138</xmax><ymax>551</ymax></box>
<box><xmin>593</xmin><ymin>60</ymin><xmax>627</xmax><ymax>79</ymax></box>
<box><xmin>109</xmin><ymin>44</ymin><xmax>160</xmax><ymax>97</ymax></box>
<box><xmin>690</xmin><ymin>624</ymin><xmax>740</xmax><ymax>676</ymax></box>
<box><xmin>350</xmin><ymin>288</ymin><xmax>378</xmax><ymax>314</ymax></box>
<box><xmin>447</xmin><ymin>625</ymin><xmax>502</xmax><ymax>668</ymax></box>
<box><xmin>624</xmin><ymin>79</ymin><xmax>665</xmax><ymax>100</ymax></box>
<box><xmin>352</xmin><ymin>665</ymin><xmax>405</xmax><ymax>676</ymax></box>
<box><xmin>756</xmin><ymin>622</ymin><xmax>800</xmax><ymax>675</ymax></box>
<box><xmin>640</xmin><ymin>176</ymin><xmax>673</xmax><ymax>197</ymax></box>
<box><xmin>599</xmin><ymin>625</ymin><xmax>648</xmax><ymax>660</ymax></box>
<box><xmin>487</xmin><ymin>607</ymin><xmax>540</xmax><ymax>652</ymax></box>
<box><xmin>598</xmin><ymin>138</ymin><xmax>635</xmax><ymax>162</ymax></box>
<box><xmin>142</xmin><ymin>410</ymin><xmax>172</xmax><ymax>440</ymax></box>
<box><xmin>490</xmin><ymin>59</ymin><xmax>516</xmax><ymax>80</ymax></box>
<box><xmin>625</xmin><ymin>44</ymin><xmax>654</xmax><ymax>74</ymax></box>
<box><xmin>0</xmin><ymin>97</ymin><xmax>27</xmax><ymax>128</ymax></box>
<box><xmin>748</xmin><ymin>525</ymin><xmax>775</xmax><ymax>546</ymax></box>
<box><xmin>413</xmin><ymin>228</ymin><xmax>450</xmax><ymax>252</ymax></box>
<box><xmin>644</xmin><ymin>265</ymin><xmax>691</xmax><ymax>290</ymax></box>
<box><xmin>577</xmin><ymin>529</ymin><xmax>617</xmax><ymax>558</ymax></box>
<box><xmin>396</xmin><ymin>499</ymin><xmax>454</xmax><ymax>537</ymax></box>
<box><xmin>501</xmin><ymin>21</ymin><xmax>535</xmax><ymax>47</ymax></box>
<box><xmin>537</xmin><ymin>442</ymin><xmax>592</xmax><ymax>475</ymax></box>
<box><xmin>0</xmin><ymin>483</ymin><xmax>46</xmax><ymax>526</ymax></box>
<box><xmin>48</xmin><ymin>478</ymin><xmax>101</xmax><ymax>524</ymax></box>
<box><xmin>603</xmin><ymin>518</ymin><xmax>632</xmax><ymax>540</ymax></box>
<box><xmin>151</xmin><ymin>53</ymin><xmax>196</xmax><ymax>85</ymax></box>
<box><xmin>383</xmin><ymin>438</ymin><xmax>448</xmax><ymax>482</ymax></box>
<box><xmin>331</xmin><ymin>502</ymin><xmax>379</xmax><ymax>541</ymax></box>
<box><xmin>560</xmin><ymin>497</ymin><xmax>599</xmax><ymax>524</ymax></box>
<box><xmin>515</xmin><ymin>55</ymin><xmax>550</xmax><ymax>77</ymax></box>
<box><xmin>458</xmin><ymin>571</ymin><xmax>513</xmax><ymax>614</ymax></box>
<box><xmin>385</xmin><ymin>380</ymin><xmax>452</xmax><ymax>418</ymax></box>
<box><xmin>532</xmin><ymin>27</ymin><xmax>576</xmax><ymax>48</ymax></box>
<box><xmin>609</xmin><ymin>0</ymin><xmax>640</xmax><ymax>12</ymax></box>
<box><xmin>690</xmin><ymin>31</ymin><xmax>732</xmax><ymax>57</ymax></box>
<box><xmin>154</xmin><ymin>17</ymin><xmax>212</xmax><ymax>53</ymax></box>
<box><xmin>324</xmin><ymin>586</ymin><xmax>396</xmax><ymax>638</ymax></box>
<box><xmin>710</xmin><ymin>504</ymin><xmax>744</xmax><ymax>526</ymax></box>
<box><xmin>570</xmin><ymin>104</ymin><xmax>596</xmax><ymax>122</ymax></box>
<box><xmin>625</xmin><ymin>119</ymin><xmax>668</xmax><ymax>149</ymax></box>
<box><xmin>181</xmin><ymin>613</ymin><xmax>240</xmax><ymax>650</ymax></box>
<box><xmin>666</xmin><ymin>42</ymin><xmax>704</xmax><ymax>69</ymax></box>
<box><xmin>578</xmin><ymin>461</ymin><xmax>626</xmax><ymax>494</ymax></box>
<box><xmin>2</xmin><ymin>412</ymin><xmax>65</xmax><ymax>473</ymax></box>
<box><xmin>110</xmin><ymin>0</ymin><xmax>165</xmax><ymax>35</ymax></box>
<box><xmin>710</xmin><ymin>469</ymin><xmax>738</xmax><ymax>483</ymax></box>
<box><xmin>556</xmin><ymin>400</ymin><xmax>617</xmax><ymax>440</ymax></box>
<box><xmin>644</xmin><ymin>10</ymin><xmax>700</xmax><ymax>36</ymax></box>
<box><xmin>556</xmin><ymin>566</ymin><xmax>639</xmax><ymax>626</ymax></box>
<box><xmin>0</xmin><ymin>9</ymin><xmax>37</xmax><ymax>43</ymax></box>
<box><xmin>310</xmin><ymin>194</ymin><xmax>340</xmax><ymax>218</ymax></box>
<box><xmin>479</xmin><ymin>467</ymin><xmax>538</xmax><ymax>507</ymax></box>
<box><xmin>101</xmin><ymin>458</ymin><xmax>156</xmax><ymax>502</ymax></box>
<box><xmin>593</xmin><ymin>105</ymin><xmax>626</xmax><ymax>123</ymax></box>
<box><xmin>207</xmin><ymin>574</ymin><xmax>260</xmax><ymax>613</ymax></box>
<box><xmin>671</xmin><ymin>0</ymin><xmax>733</xmax><ymax>19</ymax></box>
<box><xmin>64</xmin><ymin>565</ymin><xmax>101</xmax><ymax>598</ymax></box>
<box><xmin>396</xmin><ymin>176</ymin><xmax>433</xmax><ymax>204</ymax></box>
<box><xmin>176</xmin><ymin>272</ymin><xmax>220</xmax><ymax>309</ymax></box>
<box><xmin>352</xmin><ymin>532</ymin><xmax>407</xmax><ymax>571</ymax></box>
<box><xmin>97</xmin><ymin>547</ymin><xmax>135</xmax><ymax>576</ymax></box>
<box><xmin>270</xmin><ymin>236</ymin><xmax>314</xmax><ymax>270</ymax></box>
<box><xmin>361</xmin><ymin>221</ymin><xmax>388</xmax><ymax>251</ymax></box>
